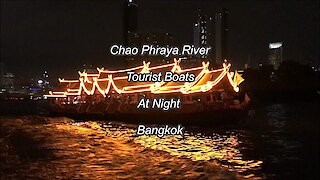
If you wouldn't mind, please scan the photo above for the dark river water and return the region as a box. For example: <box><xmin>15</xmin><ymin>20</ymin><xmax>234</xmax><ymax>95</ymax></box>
<box><xmin>243</xmin><ymin>102</ymin><xmax>319</xmax><ymax>179</ymax></box>
<box><xmin>0</xmin><ymin>102</ymin><xmax>319</xmax><ymax>179</ymax></box>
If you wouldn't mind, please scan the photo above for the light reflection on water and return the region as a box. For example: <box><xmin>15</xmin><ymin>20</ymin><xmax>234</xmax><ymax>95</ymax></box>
<box><xmin>2</xmin><ymin>102</ymin><xmax>318</xmax><ymax>179</ymax></box>
<box><xmin>134</xmin><ymin>133</ymin><xmax>262</xmax><ymax>174</ymax></box>
<box><xmin>65</xmin><ymin>102</ymin><xmax>319</xmax><ymax>179</ymax></box>
<box><xmin>69</xmin><ymin>120</ymin><xmax>263</xmax><ymax>177</ymax></box>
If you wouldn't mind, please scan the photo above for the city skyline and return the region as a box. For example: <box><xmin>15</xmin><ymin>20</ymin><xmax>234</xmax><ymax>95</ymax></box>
<box><xmin>1</xmin><ymin>0</ymin><xmax>319</xmax><ymax>80</ymax></box>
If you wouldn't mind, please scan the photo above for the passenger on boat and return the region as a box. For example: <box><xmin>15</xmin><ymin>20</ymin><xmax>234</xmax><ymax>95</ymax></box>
<box><xmin>221</xmin><ymin>90</ymin><xmax>234</xmax><ymax>109</ymax></box>
<box><xmin>221</xmin><ymin>90</ymin><xmax>226</xmax><ymax>101</ymax></box>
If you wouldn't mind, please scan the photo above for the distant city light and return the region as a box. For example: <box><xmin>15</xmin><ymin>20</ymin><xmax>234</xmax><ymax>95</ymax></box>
<box><xmin>269</xmin><ymin>42</ymin><xmax>283</xmax><ymax>49</ymax></box>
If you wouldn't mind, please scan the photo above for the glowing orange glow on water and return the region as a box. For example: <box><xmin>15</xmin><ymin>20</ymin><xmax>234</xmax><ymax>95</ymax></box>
<box><xmin>55</xmin><ymin>121</ymin><xmax>263</xmax><ymax>178</ymax></box>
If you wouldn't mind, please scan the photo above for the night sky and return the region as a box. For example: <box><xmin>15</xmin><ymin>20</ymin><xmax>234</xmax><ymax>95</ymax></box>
<box><xmin>1</xmin><ymin>0</ymin><xmax>319</xmax><ymax>82</ymax></box>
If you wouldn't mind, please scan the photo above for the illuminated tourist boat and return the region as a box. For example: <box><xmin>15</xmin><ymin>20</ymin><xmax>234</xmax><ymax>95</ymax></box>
<box><xmin>45</xmin><ymin>59</ymin><xmax>249</xmax><ymax>125</ymax></box>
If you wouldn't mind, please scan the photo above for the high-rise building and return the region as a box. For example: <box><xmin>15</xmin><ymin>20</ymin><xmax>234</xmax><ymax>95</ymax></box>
<box><xmin>0</xmin><ymin>62</ymin><xmax>14</xmax><ymax>92</ymax></box>
<box><xmin>193</xmin><ymin>11</ymin><xmax>213</xmax><ymax>60</ymax></box>
<box><xmin>215</xmin><ymin>8</ymin><xmax>229</xmax><ymax>65</ymax></box>
<box><xmin>124</xmin><ymin>0</ymin><xmax>138</xmax><ymax>46</ymax></box>
<box><xmin>193</xmin><ymin>14</ymin><xmax>207</xmax><ymax>49</ymax></box>
<box><xmin>0</xmin><ymin>62</ymin><xmax>4</xmax><ymax>87</ymax></box>
<box><xmin>2</xmin><ymin>73</ymin><xmax>15</xmax><ymax>92</ymax></box>
<box><xmin>268</xmin><ymin>42</ymin><xmax>283</xmax><ymax>70</ymax></box>
<box><xmin>126</xmin><ymin>31</ymin><xmax>176</xmax><ymax>66</ymax></box>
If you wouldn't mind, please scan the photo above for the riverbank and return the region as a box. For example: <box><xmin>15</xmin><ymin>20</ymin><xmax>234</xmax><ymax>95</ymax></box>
<box><xmin>0</xmin><ymin>116</ymin><xmax>243</xmax><ymax>179</ymax></box>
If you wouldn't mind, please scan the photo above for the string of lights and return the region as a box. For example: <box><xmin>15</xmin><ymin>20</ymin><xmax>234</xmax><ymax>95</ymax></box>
<box><xmin>45</xmin><ymin>59</ymin><xmax>244</xmax><ymax>98</ymax></box>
